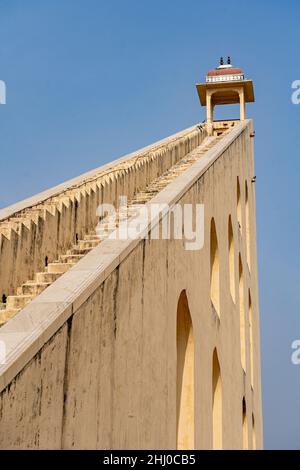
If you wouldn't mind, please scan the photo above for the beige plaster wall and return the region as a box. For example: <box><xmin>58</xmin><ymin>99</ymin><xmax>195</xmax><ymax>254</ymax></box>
<box><xmin>0</xmin><ymin>121</ymin><xmax>263</xmax><ymax>449</ymax></box>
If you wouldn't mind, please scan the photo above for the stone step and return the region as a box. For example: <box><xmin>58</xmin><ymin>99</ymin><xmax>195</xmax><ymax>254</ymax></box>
<box><xmin>96</xmin><ymin>224</ymin><xmax>115</xmax><ymax>233</ymax></box>
<box><xmin>100</xmin><ymin>222</ymin><xmax>119</xmax><ymax>231</ymax></box>
<box><xmin>0</xmin><ymin>308</ymin><xmax>20</xmax><ymax>325</ymax></box>
<box><xmin>146</xmin><ymin>187</ymin><xmax>164</xmax><ymax>192</ymax></box>
<box><xmin>47</xmin><ymin>262</ymin><xmax>75</xmax><ymax>274</ymax></box>
<box><xmin>148</xmin><ymin>185</ymin><xmax>165</xmax><ymax>190</ymax></box>
<box><xmin>94</xmin><ymin>231</ymin><xmax>112</xmax><ymax>240</ymax></box>
<box><xmin>59</xmin><ymin>254</ymin><xmax>84</xmax><ymax>264</ymax></box>
<box><xmin>83</xmin><ymin>234</ymin><xmax>101</xmax><ymax>241</ymax></box>
<box><xmin>35</xmin><ymin>272</ymin><xmax>62</xmax><ymax>284</ymax></box>
<box><xmin>175</xmin><ymin>166</ymin><xmax>190</xmax><ymax>172</ymax></box>
<box><xmin>131</xmin><ymin>198</ymin><xmax>149</xmax><ymax>204</ymax></box>
<box><xmin>17</xmin><ymin>282</ymin><xmax>51</xmax><ymax>296</ymax></box>
<box><xmin>77</xmin><ymin>240</ymin><xmax>100</xmax><ymax>250</ymax></box>
<box><xmin>67</xmin><ymin>247</ymin><xmax>92</xmax><ymax>256</ymax></box>
<box><xmin>6</xmin><ymin>295</ymin><xmax>34</xmax><ymax>310</ymax></box>
<box><xmin>136</xmin><ymin>191</ymin><xmax>156</xmax><ymax>196</ymax></box>
<box><xmin>157</xmin><ymin>174</ymin><xmax>176</xmax><ymax>179</ymax></box>
<box><xmin>81</xmin><ymin>235</ymin><xmax>101</xmax><ymax>242</ymax></box>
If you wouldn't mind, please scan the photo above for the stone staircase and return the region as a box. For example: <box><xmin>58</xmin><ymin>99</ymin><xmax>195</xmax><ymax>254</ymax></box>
<box><xmin>0</xmin><ymin>133</ymin><xmax>225</xmax><ymax>327</ymax></box>
<box><xmin>0</xmin><ymin>231</ymin><xmax>103</xmax><ymax>325</ymax></box>
<box><xmin>130</xmin><ymin>135</ymin><xmax>221</xmax><ymax>205</ymax></box>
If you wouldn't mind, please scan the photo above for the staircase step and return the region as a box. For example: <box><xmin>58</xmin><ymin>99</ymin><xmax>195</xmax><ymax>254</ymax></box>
<box><xmin>0</xmin><ymin>308</ymin><xmax>20</xmax><ymax>325</ymax></box>
<box><xmin>132</xmin><ymin>199</ymin><xmax>149</xmax><ymax>204</ymax></box>
<box><xmin>17</xmin><ymin>282</ymin><xmax>51</xmax><ymax>296</ymax></box>
<box><xmin>83</xmin><ymin>234</ymin><xmax>101</xmax><ymax>241</ymax></box>
<box><xmin>6</xmin><ymin>295</ymin><xmax>34</xmax><ymax>310</ymax></box>
<box><xmin>94</xmin><ymin>232</ymin><xmax>112</xmax><ymax>241</ymax></box>
<box><xmin>95</xmin><ymin>226</ymin><xmax>113</xmax><ymax>235</ymax></box>
<box><xmin>59</xmin><ymin>254</ymin><xmax>84</xmax><ymax>264</ymax></box>
<box><xmin>77</xmin><ymin>240</ymin><xmax>100</xmax><ymax>249</ymax></box>
<box><xmin>35</xmin><ymin>272</ymin><xmax>62</xmax><ymax>283</ymax></box>
<box><xmin>67</xmin><ymin>247</ymin><xmax>91</xmax><ymax>256</ymax></box>
<box><xmin>47</xmin><ymin>262</ymin><xmax>75</xmax><ymax>274</ymax></box>
<box><xmin>100</xmin><ymin>223</ymin><xmax>119</xmax><ymax>230</ymax></box>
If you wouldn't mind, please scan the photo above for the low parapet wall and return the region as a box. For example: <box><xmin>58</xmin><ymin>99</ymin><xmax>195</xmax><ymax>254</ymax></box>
<box><xmin>0</xmin><ymin>120</ymin><xmax>263</xmax><ymax>449</ymax></box>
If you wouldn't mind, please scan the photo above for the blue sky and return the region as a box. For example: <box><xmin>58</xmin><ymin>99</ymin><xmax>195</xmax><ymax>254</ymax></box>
<box><xmin>0</xmin><ymin>0</ymin><xmax>299</xmax><ymax>449</ymax></box>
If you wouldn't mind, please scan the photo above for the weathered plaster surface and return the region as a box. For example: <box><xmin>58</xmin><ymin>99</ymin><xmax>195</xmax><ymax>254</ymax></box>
<box><xmin>0</xmin><ymin>121</ymin><xmax>262</xmax><ymax>449</ymax></box>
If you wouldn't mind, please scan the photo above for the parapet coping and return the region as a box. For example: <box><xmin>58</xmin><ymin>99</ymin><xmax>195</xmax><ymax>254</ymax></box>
<box><xmin>0</xmin><ymin>123</ymin><xmax>204</xmax><ymax>222</ymax></box>
<box><xmin>0</xmin><ymin>119</ymin><xmax>251</xmax><ymax>392</ymax></box>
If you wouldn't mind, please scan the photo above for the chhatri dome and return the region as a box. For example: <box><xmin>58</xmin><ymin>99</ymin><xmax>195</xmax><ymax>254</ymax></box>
<box><xmin>196</xmin><ymin>57</ymin><xmax>255</xmax><ymax>135</ymax></box>
<box><xmin>206</xmin><ymin>57</ymin><xmax>244</xmax><ymax>83</ymax></box>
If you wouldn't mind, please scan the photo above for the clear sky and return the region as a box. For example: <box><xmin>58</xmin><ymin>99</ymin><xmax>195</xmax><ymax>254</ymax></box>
<box><xmin>0</xmin><ymin>0</ymin><xmax>299</xmax><ymax>449</ymax></box>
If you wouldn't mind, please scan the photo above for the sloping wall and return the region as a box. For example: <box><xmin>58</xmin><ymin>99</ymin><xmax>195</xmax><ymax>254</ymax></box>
<box><xmin>0</xmin><ymin>124</ymin><xmax>206</xmax><ymax>297</ymax></box>
<box><xmin>0</xmin><ymin>120</ymin><xmax>263</xmax><ymax>449</ymax></box>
